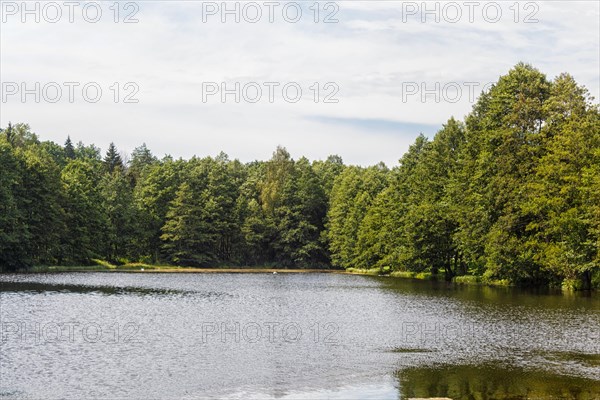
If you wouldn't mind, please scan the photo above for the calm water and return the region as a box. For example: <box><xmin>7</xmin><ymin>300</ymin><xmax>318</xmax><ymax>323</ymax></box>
<box><xmin>0</xmin><ymin>272</ymin><xmax>599</xmax><ymax>399</ymax></box>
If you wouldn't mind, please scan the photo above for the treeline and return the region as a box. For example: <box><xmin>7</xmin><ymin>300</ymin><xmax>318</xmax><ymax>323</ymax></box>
<box><xmin>0</xmin><ymin>129</ymin><xmax>339</xmax><ymax>269</ymax></box>
<box><xmin>1</xmin><ymin>64</ymin><xmax>599</xmax><ymax>288</ymax></box>
<box><xmin>327</xmin><ymin>64</ymin><xmax>600</xmax><ymax>289</ymax></box>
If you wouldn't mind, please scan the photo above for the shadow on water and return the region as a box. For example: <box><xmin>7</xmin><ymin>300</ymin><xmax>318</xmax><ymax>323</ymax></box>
<box><xmin>397</xmin><ymin>363</ymin><xmax>600</xmax><ymax>400</ymax></box>
<box><xmin>0</xmin><ymin>281</ymin><xmax>185</xmax><ymax>296</ymax></box>
<box><xmin>373</xmin><ymin>276</ymin><xmax>600</xmax><ymax>310</ymax></box>
<box><xmin>537</xmin><ymin>350</ymin><xmax>600</xmax><ymax>368</ymax></box>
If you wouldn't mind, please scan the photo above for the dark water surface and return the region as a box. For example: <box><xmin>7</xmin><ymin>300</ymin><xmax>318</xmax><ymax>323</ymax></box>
<box><xmin>1</xmin><ymin>272</ymin><xmax>599</xmax><ymax>399</ymax></box>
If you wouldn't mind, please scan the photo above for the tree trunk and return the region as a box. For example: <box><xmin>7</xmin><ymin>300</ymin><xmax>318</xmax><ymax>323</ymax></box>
<box><xmin>581</xmin><ymin>270</ymin><xmax>592</xmax><ymax>291</ymax></box>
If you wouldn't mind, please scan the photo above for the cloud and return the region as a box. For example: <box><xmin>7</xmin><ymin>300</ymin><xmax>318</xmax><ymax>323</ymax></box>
<box><xmin>307</xmin><ymin>116</ymin><xmax>439</xmax><ymax>135</ymax></box>
<box><xmin>1</xmin><ymin>1</ymin><xmax>598</xmax><ymax>166</ymax></box>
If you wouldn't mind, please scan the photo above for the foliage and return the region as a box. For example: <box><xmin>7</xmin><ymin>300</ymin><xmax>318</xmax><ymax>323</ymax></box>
<box><xmin>1</xmin><ymin>64</ymin><xmax>598</xmax><ymax>289</ymax></box>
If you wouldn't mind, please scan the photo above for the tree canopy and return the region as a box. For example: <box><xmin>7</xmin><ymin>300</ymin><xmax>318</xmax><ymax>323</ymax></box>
<box><xmin>1</xmin><ymin>64</ymin><xmax>598</xmax><ymax>289</ymax></box>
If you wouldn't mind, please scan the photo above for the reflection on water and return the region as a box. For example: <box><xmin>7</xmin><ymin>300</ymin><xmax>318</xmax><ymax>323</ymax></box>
<box><xmin>0</xmin><ymin>280</ymin><xmax>188</xmax><ymax>296</ymax></box>
<box><xmin>0</xmin><ymin>272</ymin><xmax>598</xmax><ymax>399</ymax></box>
<box><xmin>399</xmin><ymin>363</ymin><xmax>600</xmax><ymax>400</ymax></box>
<box><xmin>540</xmin><ymin>350</ymin><xmax>600</xmax><ymax>368</ymax></box>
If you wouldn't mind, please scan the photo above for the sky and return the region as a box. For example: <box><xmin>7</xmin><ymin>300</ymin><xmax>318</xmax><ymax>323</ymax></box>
<box><xmin>1</xmin><ymin>0</ymin><xmax>599</xmax><ymax>166</ymax></box>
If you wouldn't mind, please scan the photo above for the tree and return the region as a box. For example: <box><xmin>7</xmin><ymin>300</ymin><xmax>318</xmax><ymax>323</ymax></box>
<box><xmin>275</xmin><ymin>157</ymin><xmax>328</xmax><ymax>266</ymax></box>
<box><xmin>448</xmin><ymin>64</ymin><xmax>552</xmax><ymax>284</ymax></box>
<box><xmin>312</xmin><ymin>155</ymin><xmax>345</xmax><ymax>197</ymax></box>
<box><xmin>64</xmin><ymin>136</ymin><xmax>75</xmax><ymax>159</ymax></box>
<box><xmin>239</xmin><ymin>161</ymin><xmax>274</xmax><ymax>265</ymax></box>
<box><xmin>75</xmin><ymin>141</ymin><xmax>102</xmax><ymax>161</ymax></box>
<box><xmin>522</xmin><ymin>74</ymin><xmax>600</xmax><ymax>288</ymax></box>
<box><xmin>160</xmin><ymin>156</ymin><xmax>243</xmax><ymax>266</ymax></box>
<box><xmin>327</xmin><ymin>163</ymin><xmax>388</xmax><ymax>269</ymax></box>
<box><xmin>61</xmin><ymin>159</ymin><xmax>108</xmax><ymax>263</ymax></box>
<box><xmin>134</xmin><ymin>157</ymin><xmax>186</xmax><ymax>261</ymax></box>
<box><xmin>0</xmin><ymin>137</ymin><xmax>28</xmax><ymax>270</ymax></box>
<box><xmin>100</xmin><ymin>170</ymin><xmax>138</xmax><ymax>262</ymax></box>
<box><xmin>104</xmin><ymin>142</ymin><xmax>124</xmax><ymax>173</ymax></box>
<box><xmin>161</xmin><ymin>182</ymin><xmax>213</xmax><ymax>266</ymax></box>
<box><xmin>128</xmin><ymin>143</ymin><xmax>157</xmax><ymax>186</ymax></box>
<box><xmin>0</xmin><ymin>63</ymin><xmax>598</xmax><ymax>287</ymax></box>
<box><xmin>2</xmin><ymin>123</ymin><xmax>38</xmax><ymax>148</ymax></box>
<box><xmin>13</xmin><ymin>146</ymin><xmax>66</xmax><ymax>266</ymax></box>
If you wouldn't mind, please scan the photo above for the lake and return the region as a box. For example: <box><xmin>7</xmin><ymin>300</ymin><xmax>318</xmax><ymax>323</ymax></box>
<box><xmin>1</xmin><ymin>272</ymin><xmax>599</xmax><ymax>399</ymax></box>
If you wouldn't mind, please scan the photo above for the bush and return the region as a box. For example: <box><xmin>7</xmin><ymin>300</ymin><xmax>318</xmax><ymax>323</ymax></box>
<box><xmin>390</xmin><ymin>271</ymin><xmax>415</xmax><ymax>279</ymax></box>
<box><xmin>415</xmin><ymin>272</ymin><xmax>435</xmax><ymax>280</ymax></box>
<box><xmin>592</xmin><ymin>270</ymin><xmax>600</xmax><ymax>289</ymax></box>
<box><xmin>346</xmin><ymin>267</ymin><xmax>381</xmax><ymax>275</ymax></box>
<box><xmin>91</xmin><ymin>259</ymin><xmax>117</xmax><ymax>269</ymax></box>
<box><xmin>453</xmin><ymin>275</ymin><xmax>481</xmax><ymax>285</ymax></box>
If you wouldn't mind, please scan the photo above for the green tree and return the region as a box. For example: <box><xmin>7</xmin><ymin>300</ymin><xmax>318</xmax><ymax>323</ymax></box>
<box><xmin>327</xmin><ymin>163</ymin><xmax>388</xmax><ymax>269</ymax></box>
<box><xmin>61</xmin><ymin>159</ymin><xmax>108</xmax><ymax>263</ymax></box>
<box><xmin>64</xmin><ymin>136</ymin><xmax>75</xmax><ymax>160</ymax></box>
<box><xmin>134</xmin><ymin>157</ymin><xmax>186</xmax><ymax>261</ymax></box>
<box><xmin>17</xmin><ymin>146</ymin><xmax>66</xmax><ymax>265</ymax></box>
<box><xmin>100</xmin><ymin>170</ymin><xmax>138</xmax><ymax>262</ymax></box>
<box><xmin>0</xmin><ymin>137</ymin><xmax>28</xmax><ymax>270</ymax></box>
<box><xmin>449</xmin><ymin>64</ymin><xmax>551</xmax><ymax>284</ymax></box>
<box><xmin>128</xmin><ymin>143</ymin><xmax>157</xmax><ymax>186</ymax></box>
<box><xmin>522</xmin><ymin>74</ymin><xmax>600</xmax><ymax>288</ymax></box>
<box><xmin>104</xmin><ymin>142</ymin><xmax>124</xmax><ymax>173</ymax></box>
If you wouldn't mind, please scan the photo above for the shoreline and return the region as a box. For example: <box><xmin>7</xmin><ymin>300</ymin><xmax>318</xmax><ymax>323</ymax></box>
<box><xmin>118</xmin><ymin>268</ymin><xmax>344</xmax><ymax>274</ymax></box>
<box><xmin>4</xmin><ymin>266</ymin><xmax>596</xmax><ymax>291</ymax></box>
<box><xmin>4</xmin><ymin>265</ymin><xmax>346</xmax><ymax>274</ymax></box>
<box><xmin>0</xmin><ymin>265</ymin><xmax>517</xmax><ymax>287</ymax></box>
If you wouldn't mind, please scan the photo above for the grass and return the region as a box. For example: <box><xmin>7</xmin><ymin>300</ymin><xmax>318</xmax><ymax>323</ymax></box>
<box><xmin>22</xmin><ymin>262</ymin><xmax>342</xmax><ymax>274</ymax></box>
<box><xmin>344</xmin><ymin>268</ymin><xmax>438</xmax><ymax>281</ymax></box>
<box><xmin>345</xmin><ymin>267</ymin><xmax>383</xmax><ymax>276</ymax></box>
<box><xmin>26</xmin><ymin>262</ymin><xmax>182</xmax><ymax>273</ymax></box>
<box><xmin>345</xmin><ymin>268</ymin><xmax>514</xmax><ymax>287</ymax></box>
<box><xmin>453</xmin><ymin>275</ymin><xmax>481</xmax><ymax>284</ymax></box>
<box><xmin>452</xmin><ymin>274</ymin><xmax>511</xmax><ymax>287</ymax></box>
<box><xmin>390</xmin><ymin>271</ymin><xmax>436</xmax><ymax>281</ymax></box>
<box><xmin>29</xmin><ymin>265</ymin><xmax>113</xmax><ymax>273</ymax></box>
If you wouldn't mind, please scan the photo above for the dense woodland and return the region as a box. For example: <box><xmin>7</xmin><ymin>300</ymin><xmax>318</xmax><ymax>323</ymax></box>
<box><xmin>1</xmin><ymin>64</ymin><xmax>599</xmax><ymax>288</ymax></box>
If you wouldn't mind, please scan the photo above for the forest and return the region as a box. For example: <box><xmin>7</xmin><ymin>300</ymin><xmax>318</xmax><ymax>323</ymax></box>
<box><xmin>1</xmin><ymin>64</ymin><xmax>599</xmax><ymax>289</ymax></box>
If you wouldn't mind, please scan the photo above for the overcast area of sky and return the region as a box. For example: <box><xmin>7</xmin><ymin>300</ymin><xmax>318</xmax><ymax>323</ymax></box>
<box><xmin>1</xmin><ymin>1</ymin><xmax>599</xmax><ymax>166</ymax></box>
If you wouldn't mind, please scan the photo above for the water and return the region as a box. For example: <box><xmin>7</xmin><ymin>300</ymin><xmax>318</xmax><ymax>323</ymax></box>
<box><xmin>1</xmin><ymin>272</ymin><xmax>599</xmax><ymax>399</ymax></box>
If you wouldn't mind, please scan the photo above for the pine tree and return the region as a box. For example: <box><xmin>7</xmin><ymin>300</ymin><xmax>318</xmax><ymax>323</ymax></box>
<box><xmin>104</xmin><ymin>142</ymin><xmax>124</xmax><ymax>173</ymax></box>
<box><xmin>64</xmin><ymin>136</ymin><xmax>75</xmax><ymax>159</ymax></box>
<box><xmin>100</xmin><ymin>170</ymin><xmax>138</xmax><ymax>262</ymax></box>
<box><xmin>161</xmin><ymin>182</ymin><xmax>208</xmax><ymax>266</ymax></box>
<box><xmin>61</xmin><ymin>159</ymin><xmax>108</xmax><ymax>263</ymax></box>
<box><xmin>0</xmin><ymin>137</ymin><xmax>28</xmax><ymax>270</ymax></box>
